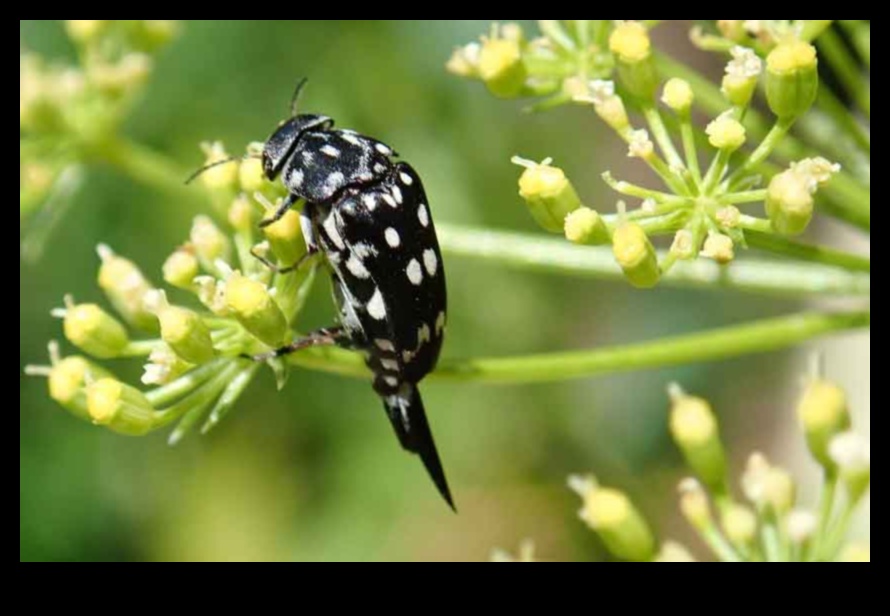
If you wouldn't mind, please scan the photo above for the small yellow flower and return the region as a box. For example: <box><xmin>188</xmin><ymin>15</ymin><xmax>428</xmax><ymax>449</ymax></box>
<box><xmin>514</xmin><ymin>157</ymin><xmax>583</xmax><ymax>233</ymax></box>
<box><xmin>797</xmin><ymin>379</ymin><xmax>850</xmax><ymax>468</ymax></box>
<box><xmin>609</xmin><ymin>21</ymin><xmax>651</xmax><ymax>63</ymax></box>
<box><xmin>61</xmin><ymin>299</ymin><xmax>130</xmax><ymax>359</ymax></box>
<box><xmin>263</xmin><ymin>209</ymin><xmax>307</xmax><ymax>265</ymax></box>
<box><xmin>198</xmin><ymin>142</ymin><xmax>239</xmax><ymax>190</ymax></box>
<box><xmin>613</xmin><ymin>222</ymin><xmax>659</xmax><ymax>288</ymax></box>
<box><xmin>87</xmin><ymin>378</ymin><xmax>155</xmax><ymax>436</ymax></box>
<box><xmin>766</xmin><ymin>39</ymin><xmax>818</xmax><ymax>119</ymax></box>
<box><xmin>700</xmin><ymin>231</ymin><xmax>735</xmax><ymax>264</ymax></box>
<box><xmin>706</xmin><ymin>112</ymin><xmax>746</xmax><ymax>151</ymax></box>
<box><xmin>97</xmin><ymin>244</ymin><xmax>157</xmax><ymax>331</ymax></box>
<box><xmin>661</xmin><ymin>78</ymin><xmax>694</xmax><ymax>114</ymax></box>
<box><xmin>678</xmin><ymin>477</ymin><xmax>711</xmax><ymax>530</ymax></box>
<box><xmin>721</xmin><ymin>504</ymin><xmax>757</xmax><ymax>546</ymax></box>
<box><xmin>145</xmin><ymin>290</ymin><xmax>215</xmax><ymax>364</ymax></box>
<box><xmin>564</xmin><ymin>207</ymin><xmax>609</xmax><ymax>245</ymax></box>
<box><xmin>478</xmin><ymin>37</ymin><xmax>526</xmax><ymax>98</ymax></box>
<box><xmin>225</xmin><ymin>273</ymin><xmax>289</xmax><ymax>347</ymax></box>
<box><xmin>191</xmin><ymin>215</ymin><xmax>231</xmax><ymax>266</ymax></box>
<box><xmin>162</xmin><ymin>247</ymin><xmax>200</xmax><ymax>289</ymax></box>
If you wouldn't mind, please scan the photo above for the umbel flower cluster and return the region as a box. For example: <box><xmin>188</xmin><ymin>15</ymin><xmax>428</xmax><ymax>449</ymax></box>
<box><xmin>449</xmin><ymin>20</ymin><xmax>850</xmax><ymax>287</ymax></box>
<box><xmin>494</xmin><ymin>374</ymin><xmax>870</xmax><ymax>562</ymax></box>
<box><xmin>26</xmin><ymin>142</ymin><xmax>318</xmax><ymax>443</ymax></box>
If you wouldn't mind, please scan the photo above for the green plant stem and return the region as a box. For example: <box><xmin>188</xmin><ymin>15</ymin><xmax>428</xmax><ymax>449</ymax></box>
<box><xmin>643</xmin><ymin>106</ymin><xmax>686</xmax><ymax>171</ymax></box>
<box><xmin>680</xmin><ymin>116</ymin><xmax>702</xmax><ymax>186</ymax></box>
<box><xmin>700</xmin><ymin>523</ymin><xmax>744</xmax><ymax>562</ymax></box>
<box><xmin>817</xmin><ymin>27</ymin><xmax>870</xmax><ymax>118</ymax></box>
<box><xmin>144</xmin><ymin>359</ymin><xmax>225</xmax><ymax>407</ymax></box>
<box><xmin>723</xmin><ymin>189</ymin><xmax>766</xmax><ymax>204</ymax></box>
<box><xmin>761</xmin><ymin>516</ymin><xmax>784</xmax><ymax>562</ymax></box>
<box><xmin>728</xmin><ymin>118</ymin><xmax>794</xmax><ymax>186</ymax></box>
<box><xmin>436</xmin><ymin>224</ymin><xmax>870</xmax><ymax>296</ymax></box>
<box><xmin>745</xmin><ymin>232</ymin><xmax>870</xmax><ymax>272</ymax></box>
<box><xmin>119</xmin><ymin>339</ymin><xmax>162</xmax><ymax>357</ymax></box>
<box><xmin>287</xmin><ymin>310</ymin><xmax>870</xmax><ymax>384</ymax></box>
<box><xmin>810</xmin><ymin>473</ymin><xmax>838</xmax><ymax>561</ymax></box>
<box><xmin>813</xmin><ymin>88</ymin><xmax>870</xmax><ymax>155</ymax></box>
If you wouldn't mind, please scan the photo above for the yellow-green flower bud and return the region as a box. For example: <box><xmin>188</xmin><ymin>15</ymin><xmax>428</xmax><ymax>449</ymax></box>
<box><xmin>96</xmin><ymin>244</ymin><xmax>157</xmax><ymax>331</ymax></box>
<box><xmin>141</xmin><ymin>344</ymin><xmax>192</xmax><ymax>386</ymax></box>
<box><xmin>162</xmin><ymin>247</ymin><xmax>200</xmax><ymax>289</ymax></box>
<box><xmin>829</xmin><ymin>432</ymin><xmax>870</xmax><ymax>503</ymax></box>
<box><xmin>228</xmin><ymin>195</ymin><xmax>254</xmax><ymax>232</ymax></box>
<box><xmin>766</xmin><ymin>170</ymin><xmax>814</xmax><ymax>235</ymax></box>
<box><xmin>564</xmin><ymin>207</ymin><xmax>609</xmax><ymax>245</ymax></box>
<box><xmin>661</xmin><ymin>78</ymin><xmax>694</xmax><ymax>114</ymax></box>
<box><xmin>678</xmin><ymin>477</ymin><xmax>712</xmax><ymax>531</ymax></box>
<box><xmin>145</xmin><ymin>290</ymin><xmax>215</xmax><ymax>364</ymax></box>
<box><xmin>514</xmin><ymin>157</ymin><xmax>582</xmax><ymax>233</ymax></box>
<box><xmin>29</xmin><ymin>345</ymin><xmax>113</xmax><ymax>421</ymax></box>
<box><xmin>199</xmin><ymin>142</ymin><xmax>239</xmax><ymax>191</ymax></box>
<box><xmin>766</xmin><ymin>40</ymin><xmax>818</xmax><ymax>119</ymax></box>
<box><xmin>61</xmin><ymin>299</ymin><xmax>129</xmax><ymax>359</ymax></box>
<box><xmin>239</xmin><ymin>156</ymin><xmax>266</xmax><ymax>193</ymax></box>
<box><xmin>785</xmin><ymin>509</ymin><xmax>818</xmax><ymax>545</ymax></box>
<box><xmin>86</xmin><ymin>378</ymin><xmax>155</xmax><ymax>436</ymax></box>
<box><xmin>263</xmin><ymin>209</ymin><xmax>308</xmax><ymax>265</ymax></box>
<box><xmin>446</xmin><ymin>43</ymin><xmax>481</xmax><ymax>78</ymax></box>
<box><xmin>797</xmin><ymin>379</ymin><xmax>850</xmax><ymax>470</ymax></box>
<box><xmin>225</xmin><ymin>273</ymin><xmax>289</xmax><ymax>347</ymax></box>
<box><xmin>668</xmin><ymin>385</ymin><xmax>728</xmax><ymax>492</ymax></box>
<box><xmin>720</xmin><ymin>504</ymin><xmax>757</xmax><ymax>546</ymax></box>
<box><xmin>612</xmin><ymin>222</ymin><xmax>659</xmax><ymax>288</ymax></box>
<box><xmin>478</xmin><ymin>38</ymin><xmax>527</xmax><ymax>98</ymax></box>
<box><xmin>706</xmin><ymin>113</ymin><xmax>746</xmax><ymax>151</ymax></box>
<box><xmin>89</xmin><ymin>54</ymin><xmax>152</xmax><ymax>97</ymax></box>
<box><xmin>743</xmin><ymin>453</ymin><xmax>796</xmax><ymax>513</ymax></box>
<box><xmin>190</xmin><ymin>215</ymin><xmax>231</xmax><ymax>266</ymax></box>
<box><xmin>838</xmin><ymin>543</ymin><xmax>870</xmax><ymax>563</ymax></box>
<box><xmin>717</xmin><ymin>20</ymin><xmax>747</xmax><ymax>43</ymax></box>
<box><xmin>133</xmin><ymin>20</ymin><xmax>179</xmax><ymax>51</ymax></box>
<box><xmin>700</xmin><ymin>231</ymin><xmax>735</xmax><ymax>264</ymax></box>
<box><xmin>721</xmin><ymin>46</ymin><xmax>762</xmax><ymax>107</ymax></box>
<box><xmin>609</xmin><ymin>21</ymin><xmax>657</xmax><ymax>100</ymax></box>
<box><xmin>65</xmin><ymin>20</ymin><xmax>109</xmax><ymax>44</ymax></box>
<box><xmin>586</xmin><ymin>80</ymin><xmax>630</xmax><ymax>132</ymax></box>
<box><xmin>626</xmin><ymin>129</ymin><xmax>655</xmax><ymax>160</ymax></box>
<box><xmin>669</xmin><ymin>229</ymin><xmax>697</xmax><ymax>261</ymax></box>
<box><xmin>716</xmin><ymin>206</ymin><xmax>741</xmax><ymax>229</ymax></box>
<box><xmin>569</xmin><ymin>474</ymin><xmax>655</xmax><ymax>562</ymax></box>
<box><xmin>653</xmin><ymin>541</ymin><xmax>697</xmax><ymax>562</ymax></box>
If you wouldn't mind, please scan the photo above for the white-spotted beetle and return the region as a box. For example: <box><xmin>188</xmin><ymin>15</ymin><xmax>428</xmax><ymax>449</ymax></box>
<box><xmin>195</xmin><ymin>80</ymin><xmax>453</xmax><ymax>509</ymax></box>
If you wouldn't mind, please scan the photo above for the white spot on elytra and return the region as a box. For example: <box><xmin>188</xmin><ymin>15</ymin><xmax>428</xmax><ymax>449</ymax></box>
<box><xmin>399</xmin><ymin>171</ymin><xmax>413</xmax><ymax>185</ymax></box>
<box><xmin>380</xmin><ymin>358</ymin><xmax>399</xmax><ymax>371</ymax></box>
<box><xmin>435</xmin><ymin>310</ymin><xmax>446</xmax><ymax>335</ymax></box>
<box><xmin>384</xmin><ymin>227</ymin><xmax>401</xmax><ymax>248</ymax></box>
<box><xmin>417</xmin><ymin>203</ymin><xmax>429</xmax><ymax>227</ymax></box>
<box><xmin>322</xmin><ymin>213</ymin><xmax>345</xmax><ymax>249</ymax></box>
<box><xmin>341</xmin><ymin>133</ymin><xmax>361</xmax><ymax>146</ymax></box>
<box><xmin>375</xmin><ymin>338</ymin><xmax>394</xmax><ymax>351</ymax></box>
<box><xmin>325</xmin><ymin>171</ymin><xmax>345</xmax><ymax>188</ymax></box>
<box><xmin>362</xmin><ymin>194</ymin><xmax>377</xmax><ymax>211</ymax></box>
<box><xmin>301</xmin><ymin>151</ymin><xmax>314</xmax><ymax>163</ymax></box>
<box><xmin>321</xmin><ymin>144</ymin><xmax>340</xmax><ymax>158</ymax></box>
<box><xmin>418</xmin><ymin>323</ymin><xmax>431</xmax><ymax>344</ymax></box>
<box><xmin>383</xmin><ymin>375</ymin><xmax>399</xmax><ymax>388</ymax></box>
<box><xmin>406</xmin><ymin>259</ymin><xmax>423</xmax><ymax>285</ymax></box>
<box><xmin>352</xmin><ymin>242</ymin><xmax>377</xmax><ymax>259</ymax></box>
<box><xmin>391</xmin><ymin>185</ymin><xmax>403</xmax><ymax>204</ymax></box>
<box><xmin>375</xmin><ymin>143</ymin><xmax>391</xmax><ymax>155</ymax></box>
<box><xmin>402</xmin><ymin>350</ymin><xmax>414</xmax><ymax>363</ymax></box>
<box><xmin>367</xmin><ymin>288</ymin><xmax>386</xmax><ymax>320</ymax></box>
<box><xmin>374</xmin><ymin>163</ymin><xmax>387</xmax><ymax>174</ymax></box>
<box><xmin>290</xmin><ymin>169</ymin><xmax>304</xmax><ymax>188</ymax></box>
<box><xmin>382</xmin><ymin>193</ymin><xmax>397</xmax><ymax>208</ymax></box>
<box><xmin>422</xmin><ymin>249</ymin><xmax>438</xmax><ymax>276</ymax></box>
<box><xmin>345</xmin><ymin>254</ymin><xmax>370</xmax><ymax>279</ymax></box>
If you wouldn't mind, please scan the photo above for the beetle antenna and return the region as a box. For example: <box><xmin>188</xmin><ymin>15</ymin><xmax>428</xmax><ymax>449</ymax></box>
<box><xmin>290</xmin><ymin>77</ymin><xmax>309</xmax><ymax>117</ymax></box>
<box><xmin>185</xmin><ymin>154</ymin><xmax>261</xmax><ymax>185</ymax></box>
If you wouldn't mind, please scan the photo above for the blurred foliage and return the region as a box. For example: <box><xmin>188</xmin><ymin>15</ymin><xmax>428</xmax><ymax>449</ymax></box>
<box><xmin>20</xmin><ymin>20</ymin><xmax>867</xmax><ymax>562</ymax></box>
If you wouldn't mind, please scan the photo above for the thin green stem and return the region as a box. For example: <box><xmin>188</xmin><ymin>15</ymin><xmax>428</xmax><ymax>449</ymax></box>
<box><xmin>153</xmin><ymin>361</ymin><xmax>242</xmax><ymax>430</ymax></box>
<box><xmin>817</xmin><ymin>27</ymin><xmax>870</xmax><ymax>118</ymax></box>
<box><xmin>814</xmin><ymin>88</ymin><xmax>870</xmax><ymax>155</ymax></box>
<box><xmin>702</xmin><ymin>148</ymin><xmax>733</xmax><ymax>194</ymax></box>
<box><xmin>728</xmin><ymin>118</ymin><xmax>794</xmax><ymax>187</ymax></box>
<box><xmin>745</xmin><ymin>232</ymin><xmax>870</xmax><ymax>272</ymax></box>
<box><xmin>436</xmin><ymin>224</ymin><xmax>870</xmax><ymax>297</ymax></box>
<box><xmin>761</xmin><ymin>515</ymin><xmax>784</xmax><ymax>562</ymax></box>
<box><xmin>822</xmin><ymin>500</ymin><xmax>861</xmax><ymax>560</ymax></box>
<box><xmin>144</xmin><ymin>359</ymin><xmax>225</xmax><ymax>407</ymax></box>
<box><xmin>643</xmin><ymin>106</ymin><xmax>686</xmax><ymax>171</ymax></box>
<box><xmin>700</xmin><ymin>523</ymin><xmax>744</xmax><ymax>562</ymax></box>
<box><xmin>723</xmin><ymin>189</ymin><xmax>766</xmax><ymax>205</ymax></box>
<box><xmin>809</xmin><ymin>473</ymin><xmax>838</xmax><ymax>561</ymax></box>
<box><xmin>118</xmin><ymin>339</ymin><xmax>161</xmax><ymax>357</ymax></box>
<box><xmin>602</xmin><ymin>172</ymin><xmax>689</xmax><ymax>205</ymax></box>
<box><xmin>680</xmin><ymin>116</ymin><xmax>702</xmax><ymax>186</ymax></box>
<box><xmin>287</xmin><ymin>311</ymin><xmax>870</xmax><ymax>384</ymax></box>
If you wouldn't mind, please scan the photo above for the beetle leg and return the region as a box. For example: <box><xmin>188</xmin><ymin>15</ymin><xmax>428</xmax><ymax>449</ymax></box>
<box><xmin>258</xmin><ymin>193</ymin><xmax>299</xmax><ymax>227</ymax></box>
<box><xmin>250</xmin><ymin>326</ymin><xmax>351</xmax><ymax>362</ymax></box>
<box><xmin>249</xmin><ymin>247</ymin><xmax>318</xmax><ymax>274</ymax></box>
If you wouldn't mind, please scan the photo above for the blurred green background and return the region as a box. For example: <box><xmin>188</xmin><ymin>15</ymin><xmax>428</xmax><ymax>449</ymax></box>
<box><xmin>20</xmin><ymin>20</ymin><xmax>869</xmax><ymax>561</ymax></box>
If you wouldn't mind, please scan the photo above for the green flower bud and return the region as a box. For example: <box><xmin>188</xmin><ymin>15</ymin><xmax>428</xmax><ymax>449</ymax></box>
<box><xmin>228</xmin><ymin>195</ymin><xmax>254</xmax><ymax>232</ymax></box>
<box><xmin>678</xmin><ymin>477</ymin><xmax>712</xmax><ymax>531</ymax></box>
<box><xmin>612</xmin><ymin>222</ymin><xmax>660</xmax><ymax>288</ymax></box>
<box><xmin>585</xmin><ymin>80</ymin><xmax>630</xmax><ymax>132</ymax></box>
<box><xmin>564</xmin><ymin>207</ymin><xmax>609</xmax><ymax>245</ymax></box>
<box><xmin>766</xmin><ymin>170</ymin><xmax>814</xmax><ymax>235</ymax></box>
<box><xmin>263</xmin><ymin>209</ymin><xmax>308</xmax><ymax>265</ymax></box>
<box><xmin>797</xmin><ymin>379</ymin><xmax>851</xmax><ymax>470</ymax></box>
<box><xmin>96</xmin><ymin>244</ymin><xmax>157</xmax><ymax>331</ymax></box>
<box><xmin>720</xmin><ymin>504</ymin><xmax>757</xmax><ymax>547</ymax></box>
<box><xmin>661</xmin><ymin>78</ymin><xmax>694</xmax><ymax>114</ymax></box>
<box><xmin>478</xmin><ymin>38</ymin><xmax>527</xmax><ymax>98</ymax></box>
<box><xmin>225</xmin><ymin>273</ymin><xmax>289</xmax><ymax>347</ymax></box>
<box><xmin>87</xmin><ymin>378</ymin><xmax>156</xmax><ymax>436</ymax></box>
<box><xmin>706</xmin><ymin>113</ymin><xmax>746</xmax><ymax>151</ymax></box>
<box><xmin>569</xmin><ymin>475</ymin><xmax>656</xmax><ymax>562</ymax></box>
<box><xmin>766</xmin><ymin>39</ymin><xmax>818</xmax><ymax>119</ymax></box>
<box><xmin>162</xmin><ymin>247</ymin><xmax>200</xmax><ymax>289</ymax></box>
<box><xmin>61</xmin><ymin>298</ymin><xmax>129</xmax><ymax>359</ymax></box>
<box><xmin>198</xmin><ymin>142</ymin><xmax>239</xmax><ymax>191</ymax></box>
<box><xmin>146</xmin><ymin>291</ymin><xmax>215</xmax><ymax>364</ymax></box>
<box><xmin>141</xmin><ymin>343</ymin><xmax>192</xmax><ymax>386</ymax></box>
<box><xmin>239</xmin><ymin>156</ymin><xmax>267</xmax><ymax>194</ymax></box>
<box><xmin>721</xmin><ymin>46</ymin><xmax>762</xmax><ymax>107</ymax></box>
<box><xmin>190</xmin><ymin>215</ymin><xmax>231</xmax><ymax>266</ymax></box>
<box><xmin>514</xmin><ymin>157</ymin><xmax>582</xmax><ymax>233</ymax></box>
<box><xmin>653</xmin><ymin>541</ymin><xmax>697</xmax><ymax>562</ymax></box>
<box><xmin>700</xmin><ymin>231</ymin><xmax>735</xmax><ymax>264</ymax></box>
<box><xmin>25</xmin><ymin>342</ymin><xmax>114</xmax><ymax>421</ymax></box>
<box><xmin>609</xmin><ymin>21</ymin><xmax>658</xmax><ymax>100</ymax></box>
<box><xmin>668</xmin><ymin>385</ymin><xmax>728</xmax><ymax>492</ymax></box>
<box><xmin>829</xmin><ymin>432</ymin><xmax>870</xmax><ymax>503</ymax></box>
<box><xmin>669</xmin><ymin>229</ymin><xmax>697</xmax><ymax>261</ymax></box>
